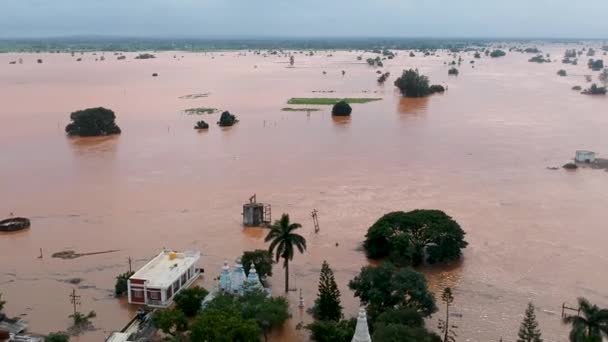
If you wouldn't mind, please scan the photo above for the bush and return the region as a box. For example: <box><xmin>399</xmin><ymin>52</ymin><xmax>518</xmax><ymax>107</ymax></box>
<box><xmin>529</xmin><ymin>55</ymin><xmax>550</xmax><ymax>63</ymax></box>
<box><xmin>65</xmin><ymin>107</ymin><xmax>121</xmax><ymax>136</ymax></box>
<box><xmin>572</xmin><ymin>85</ymin><xmax>582</xmax><ymax>91</ymax></box>
<box><xmin>218</xmin><ymin>111</ymin><xmax>238</xmax><ymax>127</ymax></box>
<box><xmin>490</xmin><ymin>50</ymin><xmax>506</xmax><ymax>58</ymax></box>
<box><xmin>332</xmin><ymin>101</ymin><xmax>352</xmax><ymax>116</ymax></box>
<box><xmin>194</xmin><ymin>120</ymin><xmax>209</xmax><ymax>129</ymax></box>
<box><xmin>429</xmin><ymin>85</ymin><xmax>445</xmax><ymax>93</ymax></box>
<box><xmin>306</xmin><ymin>319</ymin><xmax>356</xmax><ymax>342</ymax></box>
<box><xmin>135</xmin><ymin>53</ymin><xmax>155</xmax><ymax>59</ymax></box>
<box><xmin>557</xmin><ymin>69</ymin><xmax>567</xmax><ymax>77</ymax></box>
<box><xmin>588</xmin><ymin>59</ymin><xmax>604</xmax><ymax>71</ymax></box>
<box><xmin>174</xmin><ymin>286</ymin><xmax>209</xmax><ymax>317</ymax></box>
<box><xmin>563</xmin><ymin>163</ymin><xmax>578</xmax><ymax>170</ymax></box>
<box><xmin>474</xmin><ymin>52</ymin><xmax>481</xmax><ymax>58</ymax></box>
<box><xmin>448</xmin><ymin>67</ymin><xmax>459</xmax><ymax>76</ymax></box>
<box><xmin>45</xmin><ymin>332</ymin><xmax>70</xmax><ymax>342</ymax></box>
<box><xmin>115</xmin><ymin>271</ymin><xmax>134</xmax><ymax>297</ymax></box>
<box><xmin>582</xmin><ymin>83</ymin><xmax>607</xmax><ymax>95</ymax></box>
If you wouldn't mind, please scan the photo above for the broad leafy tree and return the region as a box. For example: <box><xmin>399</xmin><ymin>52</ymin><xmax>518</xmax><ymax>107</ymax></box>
<box><xmin>265</xmin><ymin>213</ymin><xmax>307</xmax><ymax>293</ymax></box>
<box><xmin>190</xmin><ymin>308</ymin><xmax>260</xmax><ymax>342</ymax></box>
<box><xmin>394</xmin><ymin>69</ymin><xmax>431</xmax><ymax>97</ymax></box>
<box><xmin>348</xmin><ymin>262</ymin><xmax>437</xmax><ymax>317</ymax></box>
<box><xmin>174</xmin><ymin>286</ymin><xmax>209</xmax><ymax>317</ymax></box>
<box><xmin>372</xmin><ymin>324</ymin><xmax>442</xmax><ymax>342</ymax></box>
<box><xmin>306</xmin><ymin>318</ymin><xmax>356</xmax><ymax>342</ymax></box>
<box><xmin>241</xmin><ymin>249</ymin><xmax>273</xmax><ymax>280</ymax></box>
<box><xmin>65</xmin><ymin>107</ymin><xmax>121</xmax><ymax>136</ymax></box>
<box><xmin>152</xmin><ymin>309</ymin><xmax>188</xmax><ymax>338</ymax></box>
<box><xmin>363</xmin><ymin>210</ymin><xmax>467</xmax><ymax>266</ymax></box>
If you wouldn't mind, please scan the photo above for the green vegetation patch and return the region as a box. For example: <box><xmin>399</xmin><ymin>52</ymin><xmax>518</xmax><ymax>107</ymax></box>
<box><xmin>281</xmin><ymin>107</ymin><xmax>321</xmax><ymax>112</ymax></box>
<box><xmin>184</xmin><ymin>107</ymin><xmax>219</xmax><ymax>115</ymax></box>
<box><xmin>179</xmin><ymin>93</ymin><xmax>210</xmax><ymax>99</ymax></box>
<box><xmin>287</xmin><ymin>97</ymin><xmax>382</xmax><ymax>105</ymax></box>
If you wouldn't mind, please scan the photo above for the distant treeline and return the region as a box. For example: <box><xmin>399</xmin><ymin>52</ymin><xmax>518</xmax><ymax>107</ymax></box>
<box><xmin>0</xmin><ymin>36</ymin><xmax>599</xmax><ymax>53</ymax></box>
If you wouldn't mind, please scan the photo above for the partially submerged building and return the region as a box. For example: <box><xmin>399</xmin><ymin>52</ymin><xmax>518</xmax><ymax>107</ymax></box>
<box><xmin>242</xmin><ymin>194</ymin><xmax>271</xmax><ymax>226</ymax></box>
<box><xmin>575</xmin><ymin>150</ymin><xmax>596</xmax><ymax>163</ymax></box>
<box><xmin>127</xmin><ymin>250</ymin><xmax>201</xmax><ymax>307</ymax></box>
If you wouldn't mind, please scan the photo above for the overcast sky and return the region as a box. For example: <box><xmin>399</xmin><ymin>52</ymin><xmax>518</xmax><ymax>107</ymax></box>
<box><xmin>1</xmin><ymin>0</ymin><xmax>607</xmax><ymax>39</ymax></box>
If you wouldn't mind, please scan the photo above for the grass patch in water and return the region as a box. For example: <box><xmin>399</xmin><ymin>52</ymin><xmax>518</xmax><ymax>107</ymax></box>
<box><xmin>286</xmin><ymin>97</ymin><xmax>382</xmax><ymax>105</ymax></box>
<box><xmin>184</xmin><ymin>107</ymin><xmax>219</xmax><ymax>115</ymax></box>
<box><xmin>179</xmin><ymin>93</ymin><xmax>210</xmax><ymax>99</ymax></box>
<box><xmin>281</xmin><ymin>107</ymin><xmax>321</xmax><ymax>112</ymax></box>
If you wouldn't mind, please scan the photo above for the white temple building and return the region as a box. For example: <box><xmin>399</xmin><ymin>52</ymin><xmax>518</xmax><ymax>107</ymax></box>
<box><xmin>203</xmin><ymin>258</ymin><xmax>268</xmax><ymax>307</ymax></box>
<box><xmin>351</xmin><ymin>307</ymin><xmax>372</xmax><ymax>342</ymax></box>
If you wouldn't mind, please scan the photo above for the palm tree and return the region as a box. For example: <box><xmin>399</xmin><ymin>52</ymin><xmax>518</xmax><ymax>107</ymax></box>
<box><xmin>562</xmin><ymin>297</ymin><xmax>608</xmax><ymax>342</ymax></box>
<box><xmin>265</xmin><ymin>213</ymin><xmax>306</xmax><ymax>293</ymax></box>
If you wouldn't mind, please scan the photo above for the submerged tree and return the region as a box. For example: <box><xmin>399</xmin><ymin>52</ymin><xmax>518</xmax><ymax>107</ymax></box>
<box><xmin>265</xmin><ymin>213</ymin><xmax>307</xmax><ymax>293</ymax></box>
<box><xmin>218</xmin><ymin>111</ymin><xmax>238</xmax><ymax>127</ymax></box>
<box><xmin>195</xmin><ymin>120</ymin><xmax>209</xmax><ymax>129</ymax></box>
<box><xmin>114</xmin><ymin>271</ymin><xmax>134</xmax><ymax>297</ymax></box>
<box><xmin>0</xmin><ymin>292</ymin><xmax>5</xmax><ymax>312</ymax></box>
<box><xmin>313</xmin><ymin>261</ymin><xmax>343</xmax><ymax>321</ymax></box>
<box><xmin>394</xmin><ymin>69</ymin><xmax>431</xmax><ymax>97</ymax></box>
<box><xmin>290</xmin><ymin>55</ymin><xmax>295</xmax><ymax>66</ymax></box>
<box><xmin>517</xmin><ymin>302</ymin><xmax>543</xmax><ymax>342</ymax></box>
<box><xmin>332</xmin><ymin>101</ymin><xmax>352</xmax><ymax>116</ymax></box>
<box><xmin>448</xmin><ymin>67</ymin><xmax>459</xmax><ymax>76</ymax></box>
<box><xmin>562</xmin><ymin>297</ymin><xmax>608</xmax><ymax>342</ymax></box>
<box><xmin>490</xmin><ymin>50</ymin><xmax>506</xmax><ymax>58</ymax></box>
<box><xmin>363</xmin><ymin>210</ymin><xmax>468</xmax><ymax>266</ymax></box>
<box><xmin>438</xmin><ymin>288</ymin><xmax>457</xmax><ymax>342</ymax></box>
<box><xmin>65</xmin><ymin>107</ymin><xmax>121</xmax><ymax>136</ymax></box>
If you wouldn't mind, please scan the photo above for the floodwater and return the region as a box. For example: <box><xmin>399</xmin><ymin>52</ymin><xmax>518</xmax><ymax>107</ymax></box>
<box><xmin>1</xmin><ymin>47</ymin><xmax>607</xmax><ymax>341</ymax></box>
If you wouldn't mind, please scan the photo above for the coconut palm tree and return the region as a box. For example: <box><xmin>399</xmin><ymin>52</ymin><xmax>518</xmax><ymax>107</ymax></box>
<box><xmin>265</xmin><ymin>213</ymin><xmax>306</xmax><ymax>293</ymax></box>
<box><xmin>562</xmin><ymin>297</ymin><xmax>608</xmax><ymax>342</ymax></box>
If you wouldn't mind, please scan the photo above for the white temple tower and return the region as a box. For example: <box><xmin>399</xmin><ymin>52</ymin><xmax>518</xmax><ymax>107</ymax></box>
<box><xmin>351</xmin><ymin>307</ymin><xmax>371</xmax><ymax>342</ymax></box>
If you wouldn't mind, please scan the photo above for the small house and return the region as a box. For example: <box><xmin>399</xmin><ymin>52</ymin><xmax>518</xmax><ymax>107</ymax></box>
<box><xmin>127</xmin><ymin>250</ymin><xmax>201</xmax><ymax>307</ymax></box>
<box><xmin>575</xmin><ymin>150</ymin><xmax>596</xmax><ymax>163</ymax></box>
<box><xmin>242</xmin><ymin>194</ymin><xmax>271</xmax><ymax>226</ymax></box>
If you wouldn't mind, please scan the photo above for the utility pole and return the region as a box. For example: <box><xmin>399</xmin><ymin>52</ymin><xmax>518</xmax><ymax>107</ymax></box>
<box><xmin>69</xmin><ymin>289</ymin><xmax>81</xmax><ymax>316</ymax></box>
<box><xmin>311</xmin><ymin>209</ymin><xmax>320</xmax><ymax>233</ymax></box>
<box><xmin>128</xmin><ymin>256</ymin><xmax>132</xmax><ymax>273</ymax></box>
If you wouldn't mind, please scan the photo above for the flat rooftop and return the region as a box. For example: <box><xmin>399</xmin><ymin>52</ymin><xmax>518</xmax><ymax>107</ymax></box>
<box><xmin>130</xmin><ymin>250</ymin><xmax>200</xmax><ymax>288</ymax></box>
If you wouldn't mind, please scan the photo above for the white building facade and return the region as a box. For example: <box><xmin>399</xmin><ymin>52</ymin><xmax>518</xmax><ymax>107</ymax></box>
<box><xmin>128</xmin><ymin>250</ymin><xmax>201</xmax><ymax>307</ymax></box>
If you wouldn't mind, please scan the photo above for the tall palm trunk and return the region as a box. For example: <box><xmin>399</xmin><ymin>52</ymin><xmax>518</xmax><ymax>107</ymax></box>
<box><xmin>284</xmin><ymin>257</ymin><xmax>289</xmax><ymax>293</ymax></box>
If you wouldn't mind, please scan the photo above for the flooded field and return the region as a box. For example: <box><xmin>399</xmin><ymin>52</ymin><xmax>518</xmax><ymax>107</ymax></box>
<box><xmin>1</xmin><ymin>46</ymin><xmax>607</xmax><ymax>341</ymax></box>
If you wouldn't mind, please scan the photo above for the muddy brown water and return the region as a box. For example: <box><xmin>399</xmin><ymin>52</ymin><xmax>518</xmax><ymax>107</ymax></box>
<box><xmin>1</xmin><ymin>47</ymin><xmax>607</xmax><ymax>341</ymax></box>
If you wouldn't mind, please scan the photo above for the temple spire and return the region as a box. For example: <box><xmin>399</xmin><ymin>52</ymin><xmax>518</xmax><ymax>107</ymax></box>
<box><xmin>351</xmin><ymin>307</ymin><xmax>371</xmax><ymax>342</ymax></box>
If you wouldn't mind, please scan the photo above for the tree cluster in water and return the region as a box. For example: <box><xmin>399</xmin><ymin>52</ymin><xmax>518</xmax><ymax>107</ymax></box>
<box><xmin>394</xmin><ymin>69</ymin><xmax>445</xmax><ymax>98</ymax></box>
<box><xmin>65</xmin><ymin>107</ymin><xmax>121</xmax><ymax>136</ymax></box>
